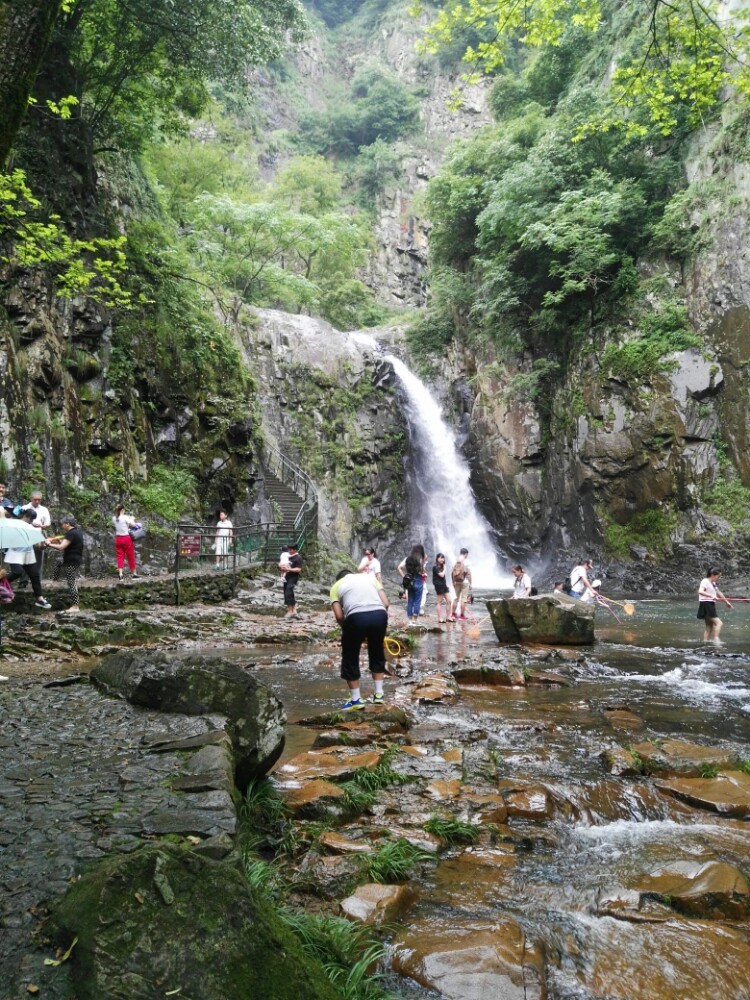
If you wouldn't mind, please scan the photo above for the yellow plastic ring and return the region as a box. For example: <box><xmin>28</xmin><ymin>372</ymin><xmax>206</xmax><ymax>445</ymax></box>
<box><xmin>384</xmin><ymin>636</ymin><xmax>402</xmax><ymax>657</ymax></box>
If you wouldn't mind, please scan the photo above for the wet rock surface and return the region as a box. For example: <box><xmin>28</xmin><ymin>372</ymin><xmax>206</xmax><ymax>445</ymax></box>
<box><xmin>4</xmin><ymin>590</ymin><xmax>750</xmax><ymax>1000</ymax></box>
<box><xmin>487</xmin><ymin>595</ymin><xmax>596</xmax><ymax>645</ymax></box>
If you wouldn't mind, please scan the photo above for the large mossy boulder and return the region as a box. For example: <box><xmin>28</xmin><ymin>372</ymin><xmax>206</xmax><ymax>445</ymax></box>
<box><xmin>91</xmin><ymin>651</ymin><xmax>285</xmax><ymax>790</ymax></box>
<box><xmin>487</xmin><ymin>595</ymin><xmax>595</xmax><ymax>646</ymax></box>
<box><xmin>49</xmin><ymin>844</ymin><xmax>341</xmax><ymax>1000</ymax></box>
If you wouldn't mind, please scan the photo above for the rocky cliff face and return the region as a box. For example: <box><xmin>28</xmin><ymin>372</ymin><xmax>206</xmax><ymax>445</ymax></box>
<box><xmin>236</xmin><ymin>309</ymin><xmax>408</xmax><ymax>566</ymax></box>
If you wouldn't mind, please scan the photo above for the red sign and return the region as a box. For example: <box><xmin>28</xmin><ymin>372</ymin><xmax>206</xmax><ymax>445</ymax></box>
<box><xmin>180</xmin><ymin>533</ymin><xmax>202</xmax><ymax>557</ymax></box>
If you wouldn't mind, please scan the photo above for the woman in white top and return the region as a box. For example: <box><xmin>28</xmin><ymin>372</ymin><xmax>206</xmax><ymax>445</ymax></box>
<box><xmin>213</xmin><ymin>510</ymin><xmax>233</xmax><ymax>569</ymax></box>
<box><xmin>511</xmin><ymin>564</ymin><xmax>532</xmax><ymax>599</ymax></box>
<box><xmin>113</xmin><ymin>504</ymin><xmax>138</xmax><ymax>581</ymax></box>
<box><xmin>357</xmin><ymin>547</ymin><xmax>382</xmax><ymax>582</ymax></box>
<box><xmin>698</xmin><ymin>568</ymin><xmax>732</xmax><ymax>642</ymax></box>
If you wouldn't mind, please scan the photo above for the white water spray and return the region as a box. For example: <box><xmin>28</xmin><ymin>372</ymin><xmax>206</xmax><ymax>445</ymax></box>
<box><xmin>384</xmin><ymin>354</ymin><xmax>506</xmax><ymax>588</ymax></box>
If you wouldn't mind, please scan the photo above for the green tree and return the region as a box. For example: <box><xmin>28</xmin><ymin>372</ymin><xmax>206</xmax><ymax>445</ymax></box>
<box><xmin>186</xmin><ymin>194</ymin><xmax>373</xmax><ymax>327</ymax></box>
<box><xmin>412</xmin><ymin>0</ymin><xmax>750</xmax><ymax>135</ymax></box>
<box><xmin>42</xmin><ymin>0</ymin><xmax>308</xmax><ymax>150</ymax></box>
<box><xmin>272</xmin><ymin>155</ymin><xmax>343</xmax><ymax>216</ymax></box>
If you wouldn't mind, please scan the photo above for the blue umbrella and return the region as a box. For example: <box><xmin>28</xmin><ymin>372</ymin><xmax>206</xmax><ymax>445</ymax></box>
<box><xmin>0</xmin><ymin>520</ymin><xmax>44</xmax><ymax>549</ymax></box>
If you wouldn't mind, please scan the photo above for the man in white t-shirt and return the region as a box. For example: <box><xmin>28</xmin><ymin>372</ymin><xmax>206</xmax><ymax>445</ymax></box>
<box><xmin>569</xmin><ymin>558</ymin><xmax>596</xmax><ymax>600</ymax></box>
<box><xmin>22</xmin><ymin>491</ymin><xmax>51</xmax><ymax>575</ymax></box>
<box><xmin>450</xmin><ymin>548</ymin><xmax>472</xmax><ymax>620</ymax></box>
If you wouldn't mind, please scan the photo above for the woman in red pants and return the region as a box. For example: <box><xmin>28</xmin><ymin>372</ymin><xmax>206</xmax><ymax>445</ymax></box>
<box><xmin>113</xmin><ymin>504</ymin><xmax>139</xmax><ymax>581</ymax></box>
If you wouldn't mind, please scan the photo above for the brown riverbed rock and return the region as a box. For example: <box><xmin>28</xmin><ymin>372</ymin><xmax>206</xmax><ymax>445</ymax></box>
<box><xmin>295</xmin><ymin>706</ymin><xmax>411</xmax><ymax>731</ymax></box>
<box><xmin>275</xmin><ymin>748</ymin><xmax>383</xmax><ymax>784</ymax></box>
<box><xmin>392</xmin><ymin>916</ymin><xmax>545</xmax><ymax>1000</ymax></box>
<box><xmin>487</xmin><ymin>595</ymin><xmax>595</xmax><ymax>646</ymax></box>
<box><xmin>601</xmin><ymin>706</ymin><xmax>645</xmax><ymax>732</ymax></box>
<box><xmin>601</xmin><ymin>747</ymin><xmax>644</xmax><ymax>777</ymax></box>
<box><xmin>457</xmin><ymin>845</ymin><xmax>516</xmax><ymax>869</ymax></box>
<box><xmin>525</xmin><ymin>670</ymin><xmax>571</xmax><ymax>686</ymax></box>
<box><xmin>500</xmin><ymin>784</ymin><xmax>557</xmax><ymax>822</ymax></box>
<box><xmin>91</xmin><ymin>651</ymin><xmax>286</xmax><ymax>791</ymax></box>
<box><xmin>411</xmin><ymin>673</ymin><xmax>458</xmax><ymax>703</ymax></box>
<box><xmin>451</xmin><ymin>662</ymin><xmax>525</xmax><ymax>686</ymax></box>
<box><xmin>319</xmin><ymin>831</ymin><xmax>375</xmax><ymax>855</ymax></box>
<box><xmin>630</xmin><ymin>860</ymin><xmax>750</xmax><ymax>919</ymax></box>
<box><xmin>632</xmin><ymin>739</ymin><xmax>738</xmax><ymax>776</ymax></box>
<box><xmin>654</xmin><ymin>772</ymin><xmax>750</xmax><ymax>816</ymax></box>
<box><xmin>340</xmin><ymin>883</ymin><xmax>417</xmax><ymax>925</ymax></box>
<box><xmin>579</xmin><ymin>918</ymin><xmax>750</xmax><ymax>1000</ymax></box>
<box><xmin>425</xmin><ymin>778</ymin><xmax>462</xmax><ymax>801</ymax></box>
<box><xmin>281</xmin><ymin>779</ymin><xmax>346</xmax><ymax>816</ymax></box>
<box><xmin>462</xmin><ymin>791</ymin><xmax>509</xmax><ymax>825</ymax></box>
<box><xmin>48</xmin><ymin>844</ymin><xmax>341</xmax><ymax>1000</ymax></box>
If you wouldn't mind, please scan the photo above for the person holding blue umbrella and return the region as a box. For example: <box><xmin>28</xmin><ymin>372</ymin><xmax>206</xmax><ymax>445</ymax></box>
<box><xmin>4</xmin><ymin>509</ymin><xmax>51</xmax><ymax>609</ymax></box>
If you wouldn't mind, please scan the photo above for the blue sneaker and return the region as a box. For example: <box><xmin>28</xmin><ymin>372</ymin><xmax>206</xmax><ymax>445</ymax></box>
<box><xmin>342</xmin><ymin>698</ymin><xmax>365</xmax><ymax>711</ymax></box>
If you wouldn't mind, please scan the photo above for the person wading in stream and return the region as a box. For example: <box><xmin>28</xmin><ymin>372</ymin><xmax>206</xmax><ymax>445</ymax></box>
<box><xmin>698</xmin><ymin>568</ymin><xmax>733</xmax><ymax>643</ymax></box>
<box><xmin>330</xmin><ymin>569</ymin><xmax>390</xmax><ymax>710</ymax></box>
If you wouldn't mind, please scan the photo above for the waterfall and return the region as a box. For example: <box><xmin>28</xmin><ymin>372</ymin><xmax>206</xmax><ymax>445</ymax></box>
<box><xmin>384</xmin><ymin>354</ymin><xmax>506</xmax><ymax>589</ymax></box>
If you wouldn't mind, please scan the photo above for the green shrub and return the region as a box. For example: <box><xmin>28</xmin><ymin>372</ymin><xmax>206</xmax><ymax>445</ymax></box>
<box><xmin>131</xmin><ymin>463</ymin><xmax>196</xmax><ymax>522</ymax></box>
<box><xmin>423</xmin><ymin>815</ymin><xmax>481</xmax><ymax>846</ymax></box>
<box><xmin>600</xmin><ymin>303</ymin><xmax>700</xmax><ymax>382</ymax></box>
<box><xmin>364</xmin><ymin>837</ymin><xmax>431</xmax><ymax>883</ymax></box>
<box><xmin>604</xmin><ymin>509</ymin><xmax>676</xmax><ymax>558</ymax></box>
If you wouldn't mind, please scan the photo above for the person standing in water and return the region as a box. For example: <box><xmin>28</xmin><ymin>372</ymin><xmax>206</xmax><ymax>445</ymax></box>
<box><xmin>330</xmin><ymin>568</ymin><xmax>389</xmax><ymax>710</ymax></box>
<box><xmin>432</xmin><ymin>553</ymin><xmax>451</xmax><ymax>623</ymax></box>
<box><xmin>398</xmin><ymin>543</ymin><xmax>425</xmax><ymax>624</ymax></box>
<box><xmin>698</xmin><ymin>568</ymin><xmax>732</xmax><ymax>642</ymax></box>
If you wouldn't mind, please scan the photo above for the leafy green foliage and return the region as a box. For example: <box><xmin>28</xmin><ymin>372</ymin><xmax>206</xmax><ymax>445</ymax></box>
<box><xmin>412</xmin><ymin>0</ymin><xmax>750</xmax><ymax>136</ymax></box>
<box><xmin>364</xmin><ymin>837</ymin><xmax>431</xmax><ymax>882</ymax></box>
<box><xmin>423</xmin><ymin>815</ymin><xmax>481</xmax><ymax>846</ymax></box>
<box><xmin>600</xmin><ymin>303</ymin><xmax>700</xmax><ymax>382</ymax></box>
<box><xmin>53</xmin><ymin>0</ymin><xmax>308</xmax><ymax>149</ymax></box>
<box><xmin>702</xmin><ymin>472</ymin><xmax>750</xmax><ymax>528</ymax></box>
<box><xmin>604</xmin><ymin>509</ymin><xmax>676</xmax><ymax>558</ymax></box>
<box><xmin>298</xmin><ymin>66</ymin><xmax>420</xmax><ymax>156</ymax></box>
<box><xmin>130</xmin><ymin>464</ymin><xmax>196</xmax><ymax>522</ymax></box>
<box><xmin>280</xmin><ymin>912</ymin><xmax>397</xmax><ymax>1000</ymax></box>
<box><xmin>0</xmin><ymin>169</ymin><xmax>131</xmax><ymax>306</ymax></box>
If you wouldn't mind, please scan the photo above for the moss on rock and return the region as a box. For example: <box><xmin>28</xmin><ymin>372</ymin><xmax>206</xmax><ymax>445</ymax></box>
<box><xmin>49</xmin><ymin>844</ymin><xmax>342</xmax><ymax>1000</ymax></box>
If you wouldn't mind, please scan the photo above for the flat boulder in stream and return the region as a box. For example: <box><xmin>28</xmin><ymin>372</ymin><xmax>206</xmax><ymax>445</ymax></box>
<box><xmin>631</xmin><ymin>860</ymin><xmax>750</xmax><ymax>919</ymax></box>
<box><xmin>91</xmin><ymin>651</ymin><xmax>285</xmax><ymax>790</ymax></box>
<box><xmin>48</xmin><ymin>844</ymin><xmax>340</xmax><ymax>1000</ymax></box>
<box><xmin>392</xmin><ymin>916</ymin><xmax>545</xmax><ymax>1000</ymax></box>
<box><xmin>487</xmin><ymin>595</ymin><xmax>595</xmax><ymax>646</ymax></box>
<box><xmin>654</xmin><ymin>771</ymin><xmax>750</xmax><ymax>817</ymax></box>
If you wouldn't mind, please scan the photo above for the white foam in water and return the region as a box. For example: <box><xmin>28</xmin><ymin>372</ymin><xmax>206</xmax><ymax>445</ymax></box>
<box><xmin>618</xmin><ymin>660</ymin><xmax>750</xmax><ymax>707</ymax></box>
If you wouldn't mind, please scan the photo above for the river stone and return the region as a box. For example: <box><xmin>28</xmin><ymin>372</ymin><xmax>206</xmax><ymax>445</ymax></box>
<box><xmin>452</xmin><ymin>662</ymin><xmax>525</xmax><ymax>686</ymax></box>
<box><xmin>91</xmin><ymin>651</ymin><xmax>286</xmax><ymax>791</ymax></box>
<box><xmin>631</xmin><ymin>738</ymin><xmax>737</xmax><ymax>775</ymax></box>
<box><xmin>630</xmin><ymin>860</ymin><xmax>750</xmax><ymax>919</ymax></box>
<box><xmin>654</xmin><ymin>772</ymin><xmax>750</xmax><ymax>816</ymax></box>
<box><xmin>502</xmin><ymin>785</ymin><xmax>556</xmax><ymax>821</ymax></box>
<box><xmin>411</xmin><ymin>673</ymin><xmax>458</xmax><ymax>702</ymax></box>
<box><xmin>340</xmin><ymin>883</ymin><xmax>416</xmax><ymax>925</ymax></box>
<box><xmin>487</xmin><ymin>596</ymin><xmax>595</xmax><ymax>646</ymax></box>
<box><xmin>275</xmin><ymin>748</ymin><xmax>383</xmax><ymax>784</ymax></box>
<box><xmin>281</xmin><ymin>779</ymin><xmax>347</xmax><ymax>816</ymax></box>
<box><xmin>319</xmin><ymin>831</ymin><xmax>374</xmax><ymax>854</ymax></box>
<box><xmin>48</xmin><ymin>844</ymin><xmax>340</xmax><ymax>1000</ymax></box>
<box><xmin>392</xmin><ymin>916</ymin><xmax>545</xmax><ymax>1000</ymax></box>
<box><xmin>297</xmin><ymin>706</ymin><xmax>411</xmax><ymax>730</ymax></box>
<box><xmin>601</xmin><ymin>747</ymin><xmax>644</xmax><ymax>777</ymax></box>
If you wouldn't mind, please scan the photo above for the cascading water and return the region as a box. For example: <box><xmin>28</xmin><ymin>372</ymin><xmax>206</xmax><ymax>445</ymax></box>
<box><xmin>384</xmin><ymin>354</ymin><xmax>507</xmax><ymax>588</ymax></box>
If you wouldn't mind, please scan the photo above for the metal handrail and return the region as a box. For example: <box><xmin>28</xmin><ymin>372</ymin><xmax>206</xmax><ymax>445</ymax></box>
<box><xmin>263</xmin><ymin>442</ymin><xmax>318</xmax><ymax>506</ymax></box>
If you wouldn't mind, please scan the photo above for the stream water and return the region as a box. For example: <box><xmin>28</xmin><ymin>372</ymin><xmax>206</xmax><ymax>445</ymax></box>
<box><xmin>252</xmin><ymin>594</ymin><xmax>750</xmax><ymax>999</ymax></box>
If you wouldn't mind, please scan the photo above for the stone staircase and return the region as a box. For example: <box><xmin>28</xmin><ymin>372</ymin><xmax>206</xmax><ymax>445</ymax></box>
<box><xmin>263</xmin><ymin>468</ymin><xmax>305</xmax><ymax>545</ymax></box>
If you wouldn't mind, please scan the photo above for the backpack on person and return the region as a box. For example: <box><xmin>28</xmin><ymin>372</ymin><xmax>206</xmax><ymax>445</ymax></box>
<box><xmin>562</xmin><ymin>576</ymin><xmax>572</xmax><ymax>594</ymax></box>
<box><xmin>451</xmin><ymin>560</ymin><xmax>465</xmax><ymax>587</ymax></box>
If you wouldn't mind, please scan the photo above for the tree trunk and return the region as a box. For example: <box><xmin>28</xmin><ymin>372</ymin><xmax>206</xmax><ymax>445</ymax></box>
<box><xmin>0</xmin><ymin>0</ymin><xmax>64</xmax><ymax>167</ymax></box>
